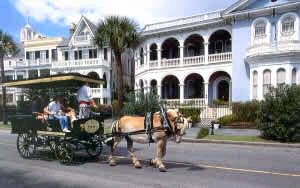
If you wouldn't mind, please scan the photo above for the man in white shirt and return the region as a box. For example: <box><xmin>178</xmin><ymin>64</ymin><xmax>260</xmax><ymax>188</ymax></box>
<box><xmin>77</xmin><ymin>82</ymin><xmax>96</xmax><ymax>119</ymax></box>
<box><xmin>44</xmin><ymin>96</ymin><xmax>71</xmax><ymax>133</ymax></box>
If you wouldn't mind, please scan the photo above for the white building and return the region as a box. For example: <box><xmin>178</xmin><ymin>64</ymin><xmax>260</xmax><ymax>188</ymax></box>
<box><xmin>135</xmin><ymin>0</ymin><xmax>300</xmax><ymax>109</ymax></box>
<box><xmin>4</xmin><ymin>16</ymin><xmax>135</xmax><ymax>105</ymax></box>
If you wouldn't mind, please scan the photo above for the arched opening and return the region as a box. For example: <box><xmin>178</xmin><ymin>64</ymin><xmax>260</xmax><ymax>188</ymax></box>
<box><xmin>88</xmin><ymin>71</ymin><xmax>100</xmax><ymax>88</ymax></box>
<box><xmin>209</xmin><ymin>71</ymin><xmax>231</xmax><ymax>103</ymax></box>
<box><xmin>161</xmin><ymin>75</ymin><xmax>180</xmax><ymax>99</ymax></box>
<box><xmin>184</xmin><ymin>73</ymin><xmax>204</xmax><ymax>99</ymax></box>
<box><xmin>150</xmin><ymin>44</ymin><xmax>158</xmax><ymax>61</ymax></box>
<box><xmin>263</xmin><ymin>69</ymin><xmax>271</xmax><ymax>96</ymax></box>
<box><xmin>161</xmin><ymin>38</ymin><xmax>180</xmax><ymax>59</ymax></box>
<box><xmin>292</xmin><ymin>68</ymin><xmax>297</xmax><ymax>85</ymax></box>
<box><xmin>184</xmin><ymin>34</ymin><xmax>204</xmax><ymax>57</ymax></box>
<box><xmin>209</xmin><ymin>30</ymin><xmax>232</xmax><ymax>54</ymax></box>
<box><xmin>139</xmin><ymin>79</ymin><xmax>144</xmax><ymax>94</ymax></box>
<box><xmin>277</xmin><ymin>68</ymin><xmax>286</xmax><ymax>87</ymax></box>
<box><xmin>103</xmin><ymin>73</ymin><xmax>107</xmax><ymax>88</ymax></box>
<box><xmin>140</xmin><ymin>48</ymin><xmax>144</xmax><ymax>65</ymax></box>
<box><xmin>150</xmin><ymin>79</ymin><xmax>158</xmax><ymax>95</ymax></box>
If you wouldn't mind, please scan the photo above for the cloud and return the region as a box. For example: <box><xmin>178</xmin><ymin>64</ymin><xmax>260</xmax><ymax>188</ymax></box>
<box><xmin>13</xmin><ymin>0</ymin><xmax>176</xmax><ymax>27</ymax></box>
<box><xmin>13</xmin><ymin>0</ymin><xmax>236</xmax><ymax>27</ymax></box>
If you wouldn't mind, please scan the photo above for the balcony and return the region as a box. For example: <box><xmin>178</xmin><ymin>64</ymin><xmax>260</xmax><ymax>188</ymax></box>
<box><xmin>27</xmin><ymin>59</ymin><xmax>51</xmax><ymax>66</ymax></box>
<box><xmin>136</xmin><ymin>52</ymin><xmax>232</xmax><ymax>74</ymax></box>
<box><xmin>52</xmin><ymin>58</ymin><xmax>109</xmax><ymax>69</ymax></box>
<box><xmin>91</xmin><ymin>88</ymin><xmax>111</xmax><ymax>98</ymax></box>
<box><xmin>246</xmin><ymin>41</ymin><xmax>300</xmax><ymax>58</ymax></box>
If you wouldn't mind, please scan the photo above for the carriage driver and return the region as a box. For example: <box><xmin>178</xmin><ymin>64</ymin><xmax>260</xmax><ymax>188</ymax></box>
<box><xmin>77</xmin><ymin>82</ymin><xmax>97</xmax><ymax>119</ymax></box>
<box><xmin>44</xmin><ymin>96</ymin><xmax>71</xmax><ymax>133</ymax></box>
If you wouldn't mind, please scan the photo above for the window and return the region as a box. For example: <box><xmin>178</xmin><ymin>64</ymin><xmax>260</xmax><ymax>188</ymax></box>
<box><xmin>277</xmin><ymin>69</ymin><xmax>286</xmax><ymax>87</ymax></box>
<box><xmin>17</xmin><ymin>75</ymin><xmax>23</xmax><ymax>80</ymax></box>
<box><xmin>140</xmin><ymin>48</ymin><xmax>144</xmax><ymax>65</ymax></box>
<box><xmin>64</xmin><ymin>51</ymin><xmax>69</xmax><ymax>61</ymax></box>
<box><xmin>89</xmin><ymin>49</ymin><xmax>97</xmax><ymax>59</ymax></box>
<box><xmin>255</xmin><ymin>21</ymin><xmax>266</xmax><ymax>37</ymax></box>
<box><xmin>253</xmin><ymin>71</ymin><xmax>258</xmax><ymax>99</ymax></box>
<box><xmin>263</xmin><ymin>70</ymin><xmax>271</xmax><ymax>96</ymax></box>
<box><xmin>26</xmin><ymin>52</ymin><xmax>30</xmax><ymax>60</ymax></box>
<box><xmin>104</xmin><ymin>48</ymin><xmax>108</xmax><ymax>60</ymax></box>
<box><xmin>35</xmin><ymin>51</ymin><xmax>40</xmax><ymax>59</ymax></box>
<box><xmin>8</xmin><ymin>61</ymin><xmax>11</xmax><ymax>66</ymax></box>
<box><xmin>74</xmin><ymin>50</ymin><xmax>82</xmax><ymax>60</ymax></box>
<box><xmin>282</xmin><ymin>16</ymin><xmax>295</xmax><ymax>34</ymax></box>
<box><xmin>292</xmin><ymin>68</ymin><xmax>297</xmax><ymax>85</ymax></box>
<box><xmin>51</xmin><ymin>49</ymin><xmax>58</xmax><ymax>61</ymax></box>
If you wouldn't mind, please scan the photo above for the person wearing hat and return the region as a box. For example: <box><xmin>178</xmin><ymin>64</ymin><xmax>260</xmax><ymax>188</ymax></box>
<box><xmin>77</xmin><ymin>82</ymin><xmax>97</xmax><ymax>119</ymax></box>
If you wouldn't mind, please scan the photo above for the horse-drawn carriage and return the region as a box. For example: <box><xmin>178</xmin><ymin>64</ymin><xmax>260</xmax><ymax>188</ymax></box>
<box><xmin>5</xmin><ymin>73</ymin><xmax>107</xmax><ymax>163</ymax></box>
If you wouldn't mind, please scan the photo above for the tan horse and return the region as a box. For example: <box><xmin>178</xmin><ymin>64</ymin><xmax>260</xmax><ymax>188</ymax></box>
<box><xmin>108</xmin><ymin>109</ymin><xmax>190</xmax><ymax>172</ymax></box>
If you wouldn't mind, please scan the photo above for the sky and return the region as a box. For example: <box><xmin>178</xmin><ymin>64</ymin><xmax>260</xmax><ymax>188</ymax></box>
<box><xmin>0</xmin><ymin>0</ymin><xmax>238</xmax><ymax>42</ymax></box>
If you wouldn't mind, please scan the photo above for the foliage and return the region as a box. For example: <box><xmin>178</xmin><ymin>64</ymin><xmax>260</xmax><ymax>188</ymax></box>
<box><xmin>178</xmin><ymin>107</ymin><xmax>201</xmax><ymax>122</ymax></box>
<box><xmin>232</xmin><ymin>101</ymin><xmax>260</xmax><ymax>122</ymax></box>
<box><xmin>112</xmin><ymin>100</ymin><xmax>120</xmax><ymax>117</ymax></box>
<box><xmin>94</xmin><ymin>16</ymin><xmax>141</xmax><ymax>110</ymax></box>
<box><xmin>218</xmin><ymin>114</ymin><xmax>238</xmax><ymax>126</ymax></box>
<box><xmin>122</xmin><ymin>92</ymin><xmax>161</xmax><ymax>116</ymax></box>
<box><xmin>256</xmin><ymin>85</ymin><xmax>300</xmax><ymax>142</ymax></box>
<box><xmin>197</xmin><ymin>128</ymin><xmax>209</xmax><ymax>139</ymax></box>
<box><xmin>213</xmin><ymin>99</ymin><xmax>229</xmax><ymax>106</ymax></box>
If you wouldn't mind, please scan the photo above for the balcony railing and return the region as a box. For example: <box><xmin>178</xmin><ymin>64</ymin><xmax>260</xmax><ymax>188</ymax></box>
<box><xmin>91</xmin><ymin>88</ymin><xmax>111</xmax><ymax>98</ymax></box>
<box><xmin>28</xmin><ymin>59</ymin><xmax>50</xmax><ymax>66</ymax></box>
<box><xmin>52</xmin><ymin>58</ymin><xmax>109</xmax><ymax>69</ymax></box>
<box><xmin>143</xmin><ymin>10</ymin><xmax>222</xmax><ymax>32</ymax></box>
<box><xmin>135</xmin><ymin>53</ymin><xmax>232</xmax><ymax>74</ymax></box>
<box><xmin>183</xmin><ymin>56</ymin><xmax>205</xmax><ymax>65</ymax></box>
<box><xmin>246</xmin><ymin>41</ymin><xmax>300</xmax><ymax>58</ymax></box>
<box><xmin>161</xmin><ymin>58</ymin><xmax>180</xmax><ymax>67</ymax></box>
<box><xmin>208</xmin><ymin>52</ymin><xmax>232</xmax><ymax>63</ymax></box>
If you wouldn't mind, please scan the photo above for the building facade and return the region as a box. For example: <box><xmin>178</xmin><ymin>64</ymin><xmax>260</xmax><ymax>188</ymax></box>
<box><xmin>135</xmin><ymin>0</ymin><xmax>300</xmax><ymax>107</ymax></box>
<box><xmin>3</xmin><ymin>16</ymin><xmax>135</xmax><ymax>105</ymax></box>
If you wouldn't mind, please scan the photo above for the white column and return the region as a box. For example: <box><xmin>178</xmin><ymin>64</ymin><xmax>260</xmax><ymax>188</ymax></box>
<box><xmin>146</xmin><ymin>44</ymin><xmax>150</xmax><ymax>69</ymax></box>
<box><xmin>179</xmin><ymin>40</ymin><xmax>184</xmax><ymax>67</ymax></box>
<box><xmin>157</xmin><ymin>45</ymin><xmax>161</xmax><ymax>68</ymax></box>
<box><xmin>26</xmin><ymin>70</ymin><xmax>29</xmax><ymax>79</ymax></box>
<box><xmin>14</xmin><ymin>70</ymin><xmax>17</xmax><ymax>80</ymax></box>
<box><xmin>229</xmin><ymin>81</ymin><xmax>232</xmax><ymax>103</ymax></box>
<box><xmin>204</xmin><ymin>42</ymin><xmax>209</xmax><ymax>64</ymax></box>
<box><xmin>179</xmin><ymin>84</ymin><xmax>184</xmax><ymax>103</ymax></box>
<box><xmin>38</xmin><ymin>69</ymin><xmax>40</xmax><ymax>77</ymax></box>
<box><xmin>157</xmin><ymin>85</ymin><xmax>162</xmax><ymax>99</ymax></box>
<box><xmin>286</xmin><ymin>65</ymin><xmax>292</xmax><ymax>85</ymax></box>
<box><xmin>204</xmin><ymin>82</ymin><xmax>209</xmax><ymax>105</ymax></box>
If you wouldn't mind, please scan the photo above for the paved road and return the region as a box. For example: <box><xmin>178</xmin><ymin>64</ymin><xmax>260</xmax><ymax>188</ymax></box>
<box><xmin>0</xmin><ymin>130</ymin><xmax>299</xmax><ymax>188</ymax></box>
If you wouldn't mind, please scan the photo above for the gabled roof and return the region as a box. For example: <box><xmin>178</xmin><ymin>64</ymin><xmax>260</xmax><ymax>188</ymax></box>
<box><xmin>68</xmin><ymin>15</ymin><xmax>97</xmax><ymax>46</ymax></box>
<box><xmin>223</xmin><ymin>0</ymin><xmax>299</xmax><ymax>15</ymax></box>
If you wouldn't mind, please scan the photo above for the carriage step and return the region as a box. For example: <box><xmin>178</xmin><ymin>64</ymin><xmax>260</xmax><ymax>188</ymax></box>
<box><xmin>37</xmin><ymin>131</ymin><xmax>66</xmax><ymax>137</ymax></box>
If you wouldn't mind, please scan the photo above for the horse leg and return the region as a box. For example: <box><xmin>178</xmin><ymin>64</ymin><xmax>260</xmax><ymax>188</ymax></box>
<box><xmin>125</xmin><ymin>136</ymin><xmax>142</xmax><ymax>169</ymax></box>
<box><xmin>152</xmin><ymin>138</ymin><xmax>167</xmax><ymax>172</ymax></box>
<box><xmin>108</xmin><ymin>136</ymin><xmax>121</xmax><ymax>166</ymax></box>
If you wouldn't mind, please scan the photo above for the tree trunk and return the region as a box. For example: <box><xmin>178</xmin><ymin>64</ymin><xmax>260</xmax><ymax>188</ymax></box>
<box><xmin>115</xmin><ymin>53</ymin><xmax>124</xmax><ymax>112</ymax></box>
<box><xmin>0</xmin><ymin>54</ymin><xmax>7</xmax><ymax>124</ymax></box>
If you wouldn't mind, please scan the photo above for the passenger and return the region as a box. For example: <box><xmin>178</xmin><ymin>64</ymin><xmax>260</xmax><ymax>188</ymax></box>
<box><xmin>60</xmin><ymin>98</ymin><xmax>77</xmax><ymax>127</ymax></box>
<box><xmin>31</xmin><ymin>96</ymin><xmax>42</xmax><ymax>114</ymax></box>
<box><xmin>44</xmin><ymin>96</ymin><xmax>71</xmax><ymax>133</ymax></box>
<box><xmin>77</xmin><ymin>82</ymin><xmax>97</xmax><ymax>119</ymax></box>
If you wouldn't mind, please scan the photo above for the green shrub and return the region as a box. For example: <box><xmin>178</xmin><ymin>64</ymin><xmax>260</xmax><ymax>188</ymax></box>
<box><xmin>218</xmin><ymin>114</ymin><xmax>238</xmax><ymax>126</ymax></box>
<box><xmin>122</xmin><ymin>92</ymin><xmax>162</xmax><ymax>116</ymax></box>
<box><xmin>179</xmin><ymin>107</ymin><xmax>201</xmax><ymax>122</ymax></box>
<box><xmin>197</xmin><ymin>128</ymin><xmax>209</xmax><ymax>139</ymax></box>
<box><xmin>232</xmin><ymin>101</ymin><xmax>260</xmax><ymax>123</ymax></box>
<box><xmin>256</xmin><ymin>85</ymin><xmax>300</xmax><ymax>142</ymax></box>
<box><xmin>213</xmin><ymin>99</ymin><xmax>229</xmax><ymax>106</ymax></box>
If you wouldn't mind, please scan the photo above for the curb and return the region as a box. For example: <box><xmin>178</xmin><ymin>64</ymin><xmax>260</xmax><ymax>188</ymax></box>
<box><xmin>182</xmin><ymin>138</ymin><xmax>300</xmax><ymax>148</ymax></box>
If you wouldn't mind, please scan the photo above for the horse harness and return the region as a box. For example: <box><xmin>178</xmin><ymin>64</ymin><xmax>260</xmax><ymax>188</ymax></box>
<box><xmin>111</xmin><ymin>109</ymin><xmax>180</xmax><ymax>144</ymax></box>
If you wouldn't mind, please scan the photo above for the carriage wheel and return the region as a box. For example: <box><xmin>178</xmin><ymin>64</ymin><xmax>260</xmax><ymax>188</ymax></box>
<box><xmin>16</xmin><ymin>133</ymin><xmax>36</xmax><ymax>159</ymax></box>
<box><xmin>55</xmin><ymin>141</ymin><xmax>74</xmax><ymax>164</ymax></box>
<box><xmin>86</xmin><ymin>139</ymin><xmax>103</xmax><ymax>158</ymax></box>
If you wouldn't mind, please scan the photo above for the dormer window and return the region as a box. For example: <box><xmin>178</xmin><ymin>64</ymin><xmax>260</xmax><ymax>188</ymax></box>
<box><xmin>282</xmin><ymin>16</ymin><xmax>295</xmax><ymax>35</ymax></box>
<box><xmin>254</xmin><ymin>21</ymin><xmax>266</xmax><ymax>37</ymax></box>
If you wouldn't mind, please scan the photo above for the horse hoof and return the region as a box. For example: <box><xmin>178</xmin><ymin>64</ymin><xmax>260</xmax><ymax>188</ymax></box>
<box><xmin>134</xmin><ymin>162</ymin><xmax>142</xmax><ymax>169</ymax></box>
<box><xmin>109</xmin><ymin>160</ymin><xmax>117</xmax><ymax>166</ymax></box>
<box><xmin>159</xmin><ymin>167</ymin><xmax>167</xmax><ymax>172</ymax></box>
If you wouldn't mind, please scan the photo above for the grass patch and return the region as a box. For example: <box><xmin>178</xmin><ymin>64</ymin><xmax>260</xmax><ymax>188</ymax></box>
<box><xmin>0</xmin><ymin>122</ymin><xmax>11</xmax><ymax>130</ymax></box>
<box><xmin>203</xmin><ymin>135</ymin><xmax>273</xmax><ymax>143</ymax></box>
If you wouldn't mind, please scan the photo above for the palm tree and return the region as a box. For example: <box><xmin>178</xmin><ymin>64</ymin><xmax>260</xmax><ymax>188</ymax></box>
<box><xmin>0</xmin><ymin>30</ymin><xmax>17</xmax><ymax>124</ymax></box>
<box><xmin>94</xmin><ymin>16</ymin><xmax>140</xmax><ymax>111</ymax></box>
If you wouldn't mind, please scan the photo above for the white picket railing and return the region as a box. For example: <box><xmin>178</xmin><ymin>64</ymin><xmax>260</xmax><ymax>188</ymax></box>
<box><xmin>52</xmin><ymin>58</ymin><xmax>109</xmax><ymax>69</ymax></box>
<box><xmin>161</xmin><ymin>58</ymin><xmax>180</xmax><ymax>67</ymax></box>
<box><xmin>208</xmin><ymin>52</ymin><xmax>232</xmax><ymax>63</ymax></box>
<box><xmin>183</xmin><ymin>56</ymin><xmax>205</xmax><ymax>65</ymax></box>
